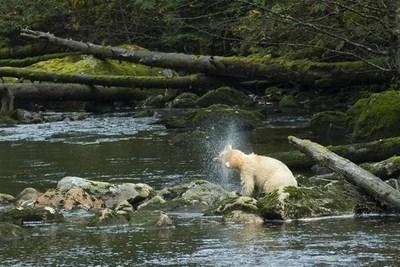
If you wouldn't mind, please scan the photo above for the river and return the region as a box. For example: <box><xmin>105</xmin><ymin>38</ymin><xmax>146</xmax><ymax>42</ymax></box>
<box><xmin>0</xmin><ymin>111</ymin><xmax>399</xmax><ymax>266</ymax></box>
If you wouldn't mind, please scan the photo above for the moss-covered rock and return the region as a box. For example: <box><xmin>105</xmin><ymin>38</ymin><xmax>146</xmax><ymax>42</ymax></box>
<box><xmin>347</xmin><ymin>90</ymin><xmax>400</xmax><ymax>140</ymax></box>
<box><xmin>213</xmin><ymin>196</ymin><xmax>258</xmax><ymax>215</ymax></box>
<box><xmin>171</xmin><ymin>93</ymin><xmax>199</xmax><ymax>108</ymax></box>
<box><xmin>0</xmin><ymin>223</ymin><xmax>27</xmax><ymax>240</ymax></box>
<box><xmin>310</xmin><ymin>111</ymin><xmax>349</xmax><ymax>137</ymax></box>
<box><xmin>279</xmin><ymin>94</ymin><xmax>299</xmax><ymax>108</ymax></box>
<box><xmin>162</xmin><ymin>104</ymin><xmax>264</xmax><ymax>130</ymax></box>
<box><xmin>196</xmin><ymin>86</ymin><xmax>252</xmax><ymax>107</ymax></box>
<box><xmin>28</xmin><ymin>54</ymin><xmax>164</xmax><ymax>76</ymax></box>
<box><xmin>257</xmin><ymin>181</ymin><xmax>378</xmax><ymax>220</ymax></box>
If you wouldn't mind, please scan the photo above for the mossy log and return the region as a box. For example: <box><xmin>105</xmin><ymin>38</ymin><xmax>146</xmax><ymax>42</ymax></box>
<box><xmin>0</xmin><ymin>83</ymin><xmax>153</xmax><ymax>101</ymax></box>
<box><xmin>0</xmin><ymin>52</ymin><xmax>81</xmax><ymax>67</ymax></box>
<box><xmin>0</xmin><ymin>67</ymin><xmax>219</xmax><ymax>90</ymax></box>
<box><xmin>0</xmin><ymin>43</ymin><xmax>61</xmax><ymax>59</ymax></box>
<box><xmin>271</xmin><ymin>137</ymin><xmax>400</xmax><ymax>169</ymax></box>
<box><xmin>21</xmin><ymin>29</ymin><xmax>393</xmax><ymax>89</ymax></box>
<box><xmin>288</xmin><ymin>136</ymin><xmax>400</xmax><ymax>210</ymax></box>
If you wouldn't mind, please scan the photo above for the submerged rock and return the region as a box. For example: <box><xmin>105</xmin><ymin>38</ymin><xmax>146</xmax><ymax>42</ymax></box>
<box><xmin>0</xmin><ymin>223</ymin><xmax>27</xmax><ymax>241</ymax></box>
<box><xmin>155</xmin><ymin>211</ymin><xmax>174</xmax><ymax>227</ymax></box>
<box><xmin>257</xmin><ymin>181</ymin><xmax>379</xmax><ymax>220</ymax></box>
<box><xmin>87</xmin><ymin>208</ymin><xmax>129</xmax><ymax>227</ymax></box>
<box><xmin>0</xmin><ymin>207</ymin><xmax>64</xmax><ymax>225</ymax></box>
<box><xmin>196</xmin><ymin>86</ymin><xmax>252</xmax><ymax>107</ymax></box>
<box><xmin>223</xmin><ymin>210</ymin><xmax>264</xmax><ymax>225</ymax></box>
<box><xmin>347</xmin><ymin>90</ymin><xmax>400</xmax><ymax>140</ymax></box>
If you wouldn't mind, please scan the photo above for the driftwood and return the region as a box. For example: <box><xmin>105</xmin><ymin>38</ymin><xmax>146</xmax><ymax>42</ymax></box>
<box><xmin>289</xmin><ymin>136</ymin><xmax>400</xmax><ymax>210</ymax></box>
<box><xmin>0</xmin><ymin>83</ymin><xmax>154</xmax><ymax>101</ymax></box>
<box><xmin>20</xmin><ymin>29</ymin><xmax>393</xmax><ymax>89</ymax></box>
<box><xmin>0</xmin><ymin>67</ymin><xmax>219</xmax><ymax>90</ymax></box>
<box><xmin>271</xmin><ymin>137</ymin><xmax>400</xmax><ymax>169</ymax></box>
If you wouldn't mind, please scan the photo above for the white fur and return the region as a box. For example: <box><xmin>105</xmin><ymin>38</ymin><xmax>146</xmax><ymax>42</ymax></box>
<box><xmin>218</xmin><ymin>147</ymin><xmax>298</xmax><ymax>197</ymax></box>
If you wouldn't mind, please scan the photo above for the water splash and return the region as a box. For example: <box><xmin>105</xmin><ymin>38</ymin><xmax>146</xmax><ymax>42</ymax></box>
<box><xmin>201</xmin><ymin>121</ymin><xmax>251</xmax><ymax>191</ymax></box>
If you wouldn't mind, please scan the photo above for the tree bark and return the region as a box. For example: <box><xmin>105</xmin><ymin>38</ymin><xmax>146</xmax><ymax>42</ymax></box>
<box><xmin>288</xmin><ymin>136</ymin><xmax>400</xmax><ymax>210</ymax></box>
<box><xmin>0</xmin><ymin>43</ymin><xmax>61</xmax><ymax>59</ymax></box>
<box><xmin>0</xmin><ymin>83</ymin><xmax>156</xmax><ymax>101</ymax></box>
<box><xmin>0</xmin><ymin>52</ymin><xmax>81</xmax><ymax>67</ymax></box>
<box><xmin>271</xmin><ymin>136</ymin><xmax>400</xmax><ymax>169</ymax></box>
<box><xmin>0</xmin><ymin>67</ymin><xmax>219</xmax><ymax>90</ymax></box>
<box><xmin>20</xmin><ymin>29</ymin><xmax>394</xmax><ymax>89</ymax></box>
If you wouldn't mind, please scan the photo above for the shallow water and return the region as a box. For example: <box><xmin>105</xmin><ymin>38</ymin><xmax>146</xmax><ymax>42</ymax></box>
<box><xmin>0</xmin><ymin>111</ymin><xmax>397</xmax><ymax>266</ymax></box>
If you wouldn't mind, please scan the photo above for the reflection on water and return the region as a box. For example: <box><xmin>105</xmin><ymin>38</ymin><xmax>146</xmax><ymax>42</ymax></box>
<box><xmin>0</xmin><ymin>111</ymin><xmax>398</xmax><ymax>266</ymax></box>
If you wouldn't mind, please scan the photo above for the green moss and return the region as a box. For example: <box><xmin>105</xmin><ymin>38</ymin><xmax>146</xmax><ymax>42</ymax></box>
<box><xmin>28</xmin><ymin>54</ymin><xmax>165</xmax><ymax>76</ymax></box>
<box><xmin>258</xmin><ymin>181</ymin><xmax>373</xmax><ymax>220</ymax></box>
<box><xmin>171</xmin><ymin>93</ymin><xmax>199</xmax><ymax>108</ymax></box>
<box><xmin>310</xmin><ymin>111</ymin><xmax>349</xmax><ymax>136</ymax></box>
<box><xmin>347</xmin><ymin>91</ymin><xmax>400</xmax><ymax>140</ymax></box>
<box><xmin>279</xmin><ymin>94</ymin><xmax>298</xmax><ymax>108</ymax></box>
<box><xmin>196</xmin><ymin>86</ymin><xmax>252</xmax><ymax>107</ymax></box>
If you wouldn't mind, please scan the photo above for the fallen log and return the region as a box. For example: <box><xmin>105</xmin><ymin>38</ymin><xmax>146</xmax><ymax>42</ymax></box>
<box><xmin>0</xmin><ymin>43</ymin><xmax>61</xmax><ymax>59</ymax></box>
<box><xmin>20</xmin><ymin>29</ymin><xmax>393</xmax><ymax>89</ymax></box>
<box><xmin>0</xmin><ymin>67</ymin><xmax>219</xmax><ymax>90</ymax></box>
<box><xmin>271</xmin><ymin>137</ymin><xmax>400</xmax><ymax>169</ymax></box>
<box><xmin>0</xmin><ymin>83</ymin><xmax>153</xmax><ymax>101</ymax></box>
<box><xmin>309</xmin><ymin>156</ymin><xmax>400</xmax><ymax>183</ymax></box>
<box><xmin>0</xmin><ymin>52</ymin><xmax>81</xmax><ymax>68</ymax></box>
<box><xmin>288</xmin><ymin>136</ymin><xmax>400</xmax><ymax>210</ymax></box>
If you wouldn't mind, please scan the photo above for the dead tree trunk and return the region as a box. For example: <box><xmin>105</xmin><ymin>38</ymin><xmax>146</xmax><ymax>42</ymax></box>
<box><xmin>288</xmin><ymin>136</ymin><xmax>400</xmax><ymax>210</ymax></box>
<box><xmin>271</xmin><ymin>136</ymin><xmax>400</xmax><ymax>169</ymax></box>
<box><xmin>0</xmin><ymin>67</ymin><xmax>219</xmax><ymax>90</ymax></box>
<box><xmin>0</xmin><ymin>52</ymin><xmax>81</xmax><ymax>67</ymax></box>
<box><xmin>0</xmin><ymin>43</ymin><xmax>61</xmax><ymax>59</ymax></box>
<box><xmin>20</xmin><ymin>29</ymin><xmax>394</xmax><ymax>89</ymax></box>
<box><xmin>0</xmin><ymin>83</ymin><xmax>155</xmax><ymax>101</ymax></box>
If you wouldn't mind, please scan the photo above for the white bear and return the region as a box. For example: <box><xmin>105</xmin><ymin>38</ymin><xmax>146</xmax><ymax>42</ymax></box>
<box><xmin>215</xmin><ymin>145</ymin><xmax>298</xmax><ymax>197</ymax></box>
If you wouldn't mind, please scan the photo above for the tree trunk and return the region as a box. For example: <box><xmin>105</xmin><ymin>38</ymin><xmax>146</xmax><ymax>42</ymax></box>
<box><xmin>0</xmin><ymin>83</ymin><xmax>156</xmax><ymax>101</ymax></box>
<box><xmin>0</xmin><ymin>43</ymin><xmax>61</xmax><ymax>59</ymax></box>
<box><xmin>309</xmin><ymin>156</ymin><xmax>400</xmax><ymax>183</ymax></box>
<box><xmin>0</xmin><ymin>67</ymin><xmax>219</xmax><ymax>90</ymax></box>
<box><xmin>20</xmin><ymin>29</ymin><xmax>394</xmax><ymax>89</ymax></box>
<box><xmin>0</xmin><ymin>52</ymin><xmax>81</xmax><ymax>67</ymax></box>
<box><xmin>288</xmin><ymin>136</ymin><xmax>400</xmax><ymax>210</ymax></box>
<box><xmin>271</xmin><ymin>136</ymin><xmax>400</xmax><ymax>169</ymax></box>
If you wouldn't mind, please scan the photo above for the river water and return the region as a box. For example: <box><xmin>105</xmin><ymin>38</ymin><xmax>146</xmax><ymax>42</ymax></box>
<box><xmin>0</xmin><ymin>111</ymin><xmax>399</xmax><ymax>266</ymax></box>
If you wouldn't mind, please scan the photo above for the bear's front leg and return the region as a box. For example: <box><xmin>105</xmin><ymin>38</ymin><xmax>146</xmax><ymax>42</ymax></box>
<box><xmin>240</xmin><ymin>174</ymin><xmax>255</xmax><ymax>197</ymax></box>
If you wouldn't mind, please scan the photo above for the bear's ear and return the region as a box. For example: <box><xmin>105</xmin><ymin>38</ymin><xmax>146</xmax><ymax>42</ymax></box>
<box><xmin>225</xmin><ymin>162</ymin><xmax>230</xmax><ymax>168</ymax></box>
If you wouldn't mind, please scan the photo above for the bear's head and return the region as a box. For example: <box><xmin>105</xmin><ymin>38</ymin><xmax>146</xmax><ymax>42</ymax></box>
<box><xmin>214</xmin><ymin>145</ymin><xmax>245</xmax><ymax>170</ymax></box>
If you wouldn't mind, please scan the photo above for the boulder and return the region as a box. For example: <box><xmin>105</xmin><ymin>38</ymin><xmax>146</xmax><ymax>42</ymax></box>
<box><xmin>0</xmin><ymin>193</ymin><xmax>15</xmax><ymax>204</ymax></box>
<box><xmin>35</xmin><ymin>187</ymin><xmax>104</xmax><ymax>210</ymax></box>
<box><xmin>0</xmin><ymin>223</ymin><xmax>27</xmax><ymax>240</ymax></box>
<box><xmin>196</xmin><ymin>86</ymin><xmax>252</xmax><ymax>107</ymax></box>
<box><xmin>257</xmin><ymin>181</ymin><xmax>380</xmax><ymax>220</ymax></box>
<box><xmin>223</xmin><ymin>210</ymin><xmax>264</xmax><ymax>225</ymax></box>
<box><xmin>15</xmin><ymin>188</ymin><xmax>41</xmax><ymax>208</ymax></box>
<box><xmin>12</xmin><ymin>109</ymin><xmax>43</xmax><ymax>124</ymax></box>
<box><xmin>158</xmin><ymin>180</ymin><xmax>233</xmax><ymax>209</ymax></box>
<box><xmin>347</xmin><ymin>90</ymin><xmax>400</xmax><ymax>140</ymax></box>
<box><xmin>155</xmin><ymin>211</ymin><xmax>174</xmax><ymax>227</ymax></box>
<box><xmin>0</xmin><ymin>207</ymin><xmax>64</xmax><ymax>225</ymax></box>
<box><xmin>213</xmin><ymin>196</ymin><xmax>258</xmax><ymax>215</ymax></box>
<box><xmin>57</xmin><ymin>177</ymin><xmax>155</xmax><ymax>208</ymax></box>
<box><xmin>310</xmin><ymin>111</ymin><xmax>349</xmax><ymax>137</ymax></box>
<box><xmin>171</xmin><ymin>93</ymin><xmax>199</xmax><ymax>108</ymax></box>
